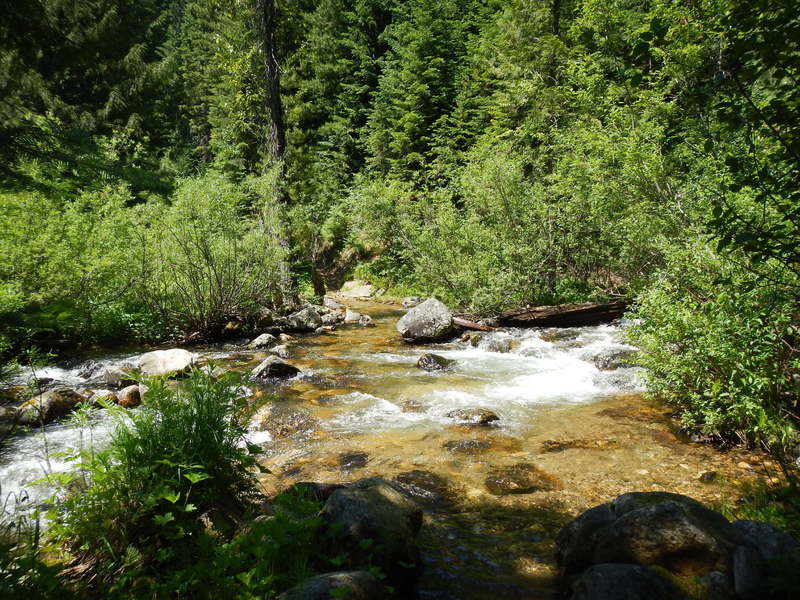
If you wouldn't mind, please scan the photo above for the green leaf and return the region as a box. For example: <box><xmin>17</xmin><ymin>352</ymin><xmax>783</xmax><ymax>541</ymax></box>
<box><xmin>154</xmin><ymin>512</ymin><xmax>175</xmax><ymax>526</ymax></box>
<box><xmin>184</xmin><ymin>471</ymin><xmax>212</xmax><ymax>484</ymax></box>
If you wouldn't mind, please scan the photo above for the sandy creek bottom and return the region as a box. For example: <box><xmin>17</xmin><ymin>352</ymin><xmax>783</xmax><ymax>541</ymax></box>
<box><xmin>1</xmin><ymin>300</ymin><xmax>769</xmax><ymax>599</ymax></box>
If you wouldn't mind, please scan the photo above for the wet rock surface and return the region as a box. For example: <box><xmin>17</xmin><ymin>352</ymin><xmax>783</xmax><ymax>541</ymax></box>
<box><xmin>417</xmin><ymin>353</ymin><xmax>456</xmax><ymax>371</ymax></box>
<box><xmin>394</xmin><ymin>470</ymin><xmax>452</xmax><ymax>506</ymax></box>
<box><xmin>117</xmin><ymin>384</ymin><xmax>141</xmax><ymax>408</ymax></box>
<box><xmin>442</xmin><ymin>439</ymin><xmax>492</xmax><ymax>454</ymax></box>
<box><xmin>251</xmin><ymin>403</ymin><xmax>317</xmax><ymax>439</ymax></box>
<box><xmin>251</xmin><ymin>356</ymin><xmax>300</xmax><ymax>380</ymax></box>
<box><xmin>13</xmin><ymin>388</ymin><xmax>90</xmax><ymax>425</ymax></box>
<box><xmin>485</xmin><ymin>463</ymin><xmax>562</xmax><ymax>495</ymax></box>
<box><xmin>568</xmin><ymin>564</ymin><xmax>687</xmax><ymax>600</ymax></box>
<box><xmin>446</xmin><ymin>408</ymin><xmax>499</xmax><ymax>426</ymax></box>
<box><xmin>338</xmin><ymin>451</ymin><xmax>369</xmax><ymax>471</ymax></box>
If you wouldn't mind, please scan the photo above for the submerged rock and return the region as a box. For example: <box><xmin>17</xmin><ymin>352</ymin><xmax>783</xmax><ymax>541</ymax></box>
<box><xmin>593</xmin><ymin>348</ymin><xmax>638</xmax><ymax>371</ymax></box>
<box><xmin>400</xmin><ymin>399</ymin><xmax>428</xmax><ymax>413</ymax></box>
<box><xmin>396</xmin><ymin>297</ymin><xmax>455</xmax><ymax>343</ymax></box>
<box><xmin>322</xmin><ymin>477</ymin><xmax>422</xmax><ymax>591</ymax></box>
<box><xmin>251</xmin><ymin>356</ymin><xmax>300</xmax><ymax>380</ymax></box>
<box><xmin>442</xmin><ymin>439</ymin><xmax>492</xmax><ymax>455</ymax></box>
<box><xmin>485</xmin><ymin>463</ymin><xmax>562</xmax><ymax>495</ymax></box>
<box><xmin>358</xmin><ymin>314</ymin><xmax>375</xmax><ymax>327</ymax></box>
<box><xmin>446</xmin><ymin>408</ymin><xmax>499</xmax><ymax>426</ymax></box>
<box><xmin>138</xmin><ymin>349</ymin><xmax>195</xmax><ymax>378</ymax></box>
<box><xmin>339</xmin><ymin>451</ymin><xmax>369</xmax><ymax>471</ymax></box>
<box><xmin>248</xmin><ymin>333</ymin><xmax>277</xmax><ymax>349</ymax></box>
<box><xmin>344</xmin><ymin>308</ymin><xmax>362</xmax><ymax>323</ymax></box>
<box><xmin>277</xmin><ymin>571</ymin><xmax>385</xmax><ymax>600</ymax></box>
<box><xmin>394</xmin><ymin>470</ymin><xmax>451</xmax><ymax>506</ymax></box>
<box><xmin>417</xmin><ymin>353</ymin><xmax>455</xmax><ymax>371</ymax></box>
<box><xmin>251</xmin><ymin>403</ymin><xmax>317</xmax><ymax>439</ymax></box>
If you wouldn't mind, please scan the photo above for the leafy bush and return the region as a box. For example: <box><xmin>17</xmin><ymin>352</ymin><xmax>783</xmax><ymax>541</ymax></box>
<box><xmin>137</xmin><ymin>172</ymin><xmax>289</xmax><ymax>339</ymax></box>
<box><xmin>630</xmin><ymin>241</ymin><xmax>800</xmax><ymax>453</ymax></box>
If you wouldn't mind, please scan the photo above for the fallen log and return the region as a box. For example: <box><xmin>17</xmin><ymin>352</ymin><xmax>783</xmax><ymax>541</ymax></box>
<box><xmin>452</xmin><ymin>317</ymin><xmax>494</xmax><ymax>332</ymax></box>
<box><xmin>498</xmin><ymin>300</ymin><xmax>629</xmax><ymax>328</ymax></box>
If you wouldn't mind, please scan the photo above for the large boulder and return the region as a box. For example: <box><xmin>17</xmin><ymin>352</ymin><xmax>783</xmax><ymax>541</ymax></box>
<box><xmin>117</xmin><ymin>384</ymin><xmax>141</xmax><ymax>408</ymax></box>
<box><xmin>86</xmin><ymin>365</ymin><xmax>138</xmax><ymax>388</ymax></box>
<box><xmin>138</xmin><ymin>349</ymin><xmax>195</xmax><ymax>378</ymax></box>
<box><xmin>322</xmin><ymin>477</ymin><xmax>422</xmax><ymax>592</ymax></box>
<box><xmin>731</xmin><ymin>520</ymin><xmax>800</xmax><ymax>599</ymax></box>
<box><xmin>396</xmin><ymin>298</ymin><xmax>454</xmax><ymax>343</ymax></box>
<box><xmin>251</xmin><ymin>356</ymin><xmax>300</xmax><ymax>380</ymax></box>
<box><xmin>569</xmin><ymin>564</ymin><xmax>688</xmax><ymax>600</ymax></box>
<box><xmin>277</xmin><ymin>571</ymin><xmax>385</xmax><ymax>600</ymax></box>
<box><xmin>286</xmin><ymin>306</ymin><xmax>323</xmax><ymax>332</ymax></box>
<box><xmin>15</xmin><ymin>388</ymin><xmax>90</xmax><ymax>426</ymax></box>
<box><xmin>557</xmin><ymin>492</ymin><xmax>743</xmax><ymax>579</ymax></box>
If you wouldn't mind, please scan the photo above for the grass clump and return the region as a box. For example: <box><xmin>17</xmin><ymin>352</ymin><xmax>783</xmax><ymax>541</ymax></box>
<box><xmin>45</xmin><ymin>370</ymin><xmax>329</xmax><ymax>598</ymax></box>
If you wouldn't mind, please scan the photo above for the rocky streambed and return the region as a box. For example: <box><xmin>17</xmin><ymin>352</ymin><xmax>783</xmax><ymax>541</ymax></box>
<box><xmin>0</xmin><ymin>298</ymin><xmax>783</xmax><ymax>598</ymax></box>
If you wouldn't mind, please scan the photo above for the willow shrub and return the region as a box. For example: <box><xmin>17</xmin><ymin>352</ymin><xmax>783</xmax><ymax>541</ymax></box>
<box><xmin>136</xmin><ymin>172</ymin><xmax>289</xmax><ymax>339</ymax></box>
<box><xmin>630</xmin><ymin>241</ymin><xmax>800</xmax><ymax>454</ymax></box>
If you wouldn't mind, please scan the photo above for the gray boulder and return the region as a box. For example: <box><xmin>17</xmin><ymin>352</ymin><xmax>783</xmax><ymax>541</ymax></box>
<box><xmin>138</xmin><ymin>349</ymin><xmax>195</xmax><ymax>378</ymax></box>
<box><xmin>269</xmin><ymin>344</ymin><xmax>290</xmax><ymax>359</ymax></box>
<box><xmin>277</xmin><ymin>571</ymin><xmax>385</xmax><ymax>600</ymax></box>
<box><xmin>322</xmin><ymin>477</ymin><xmax>422</xmax><ymax>591</ymax></box>
<box><xmin>358</xmin><ymin>314</ymin><xmax>374</xmax><ymax>327</ymax></box>
<box><xmin>248</xmin><ymin>333</ymin><xmax>277</xmax><ymax>349</ymax></box>
<box><xmin>251</xmin><ymin>356</ymin><xmax>300</xmax><ymax>380</ymax></box>
<box><xmin>731</xmin><ymin>520</ymin><xmax>800</xmax><ymax>599</ymax></box>
<box><xmin>557</xmin><ymin>492</ymin><xmax>742</xmax><ymax>580</ymax></box>
<box><xmin>569</xmin><ymin>564</ymin><xmax>688</xmax><ymax>600</ymax></box>
<box><xmin>396</xmin><ymin>298</ymin><xmax>454</xmax><ymax>343</ymax></box>
<box><xmin>344</xmin><ymin>308</ymin><xmax>362</xmax><ymax>323</ymax></box>
<box><xmin>286</xmin><ymin>306</ymin><xmax>323</xmax><ymax>332</ymax></box>
<box><xmin>323</xmin><ymin>297</ymin><xmax>342</xmax><ymax>311</ymax></box>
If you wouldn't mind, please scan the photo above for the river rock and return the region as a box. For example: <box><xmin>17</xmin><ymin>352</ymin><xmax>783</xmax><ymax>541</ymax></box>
<box><xmin>417</xmin><ymin>353</ymin><xmax>455</xmax><ymax>371</ymax></box>
<box><xmin>397</xmin><ymin>297</ymin><xmax>455</xmax><ymax>343</ymax></box>
<box><xmin>322</xmin><ymin>477</ymin><xmax>422</xmax><ymax>591</ymax></box>
<box><xmin>251</xmin><ymin>403</ymin><xmax>317</xmax><ymax>439</ymax></box>
<box><xmin>321</xmin><ymin>312</ymin><xmax>342</xmax><ymax>325</ymax></box>
<box><xmin>88</xmin><ymin>365</ymin><xmax>137</xmax><ymax>388</ymax></box>
<box><xmin>446</xmin><ymin>408</ymin><xmax>499</xmax><ymax>425</ymax></box>
<box><xmin>593</xmin><ymin>348</ymin><xmax>638</xmax><ymax>371</ymax></box>
<box><xmin>485</xmin><ymin>463</ymin><xmax>562</xmax><ymax>495</ymax></box>
<box><xmin>358</xmin><ymin>314</ymin><xmax>374</xmax><ymax>327</ymax></box>
<box><xmin>339</xmin><ymin>451</ymin><xmax>369</xmax><ymax>471</ymax></box>
<box><xmin>731</xmin><ymin>520</ymin><xmax>800</xmax><ymax>599</ymax></box>
<box><xmin>138</xmin><ymin>349</ymin><xmax>196</xmax><ymax>378</ymax></box>
<box><xmin>442</xmin><ymin>439</ymin><xmax>492</xmax><ymax>455</ymax></box>
<box><xmin>568</xmin><ymin>564</ymin><xmax>687</xmax><ymax>600</ymax></box>
<box><xmin>251</xmin><ymin>356</ymin><xmax>300</xmax><ymax>380</ymax></box>
<box><xmin>277</xmin><ymin>571</ymin><xmax>385</xmax><ymax>600</ymax></box>
<box><xmin>88</xmin><ymin>389</ymin><xmax>117</xmax><ymax>404</ymax></box>
<box><xmin>556</xmin><ymin>492</ymin><xmax>742</xmax><ymax>580</ymax></box>
<box><xmin>253</xmin><ymin>307</ymin><xmax>274</xmax><ymax>327</ymax></box>
<box><xmin>344</xmin><ymin>308</ymin><xmax>362</xmax><ymax>323</ymax></box>
<box><xmin>323</xmin><ymin>297</ymin><xmax>342</xmax><ymax>311</ymax></box>
<box><xmin>394</xmin><ymin>470</ymin><xmax>451</xmax><ymax>506</ymax></box>
<box><xmin>269</xmin><ymin>344</ymin><xmax>290</xmax><ymax>359</ymax></box>
<box><xmin>15</xmin><ymin>388</ymin><xmax>90</xmax><ymax>425</ymax></box>
<box><xmin>248</xmin><ymin>333</ymin><xmax>277</xmax><ymax>349</ymax></box>
<box><xmin>77</xmin><ymin>360</ymin><xmax>103</xmax><ymax>379</ymax></box>
<box><xmin>117</xmin><ymin>384</ymin><xmax>141</xmax><ymax>408</ymax></box>
<box><xmin>286</xmin><ymin>306</ymin><xmax>323</xmax><ymax>332</ymax></box>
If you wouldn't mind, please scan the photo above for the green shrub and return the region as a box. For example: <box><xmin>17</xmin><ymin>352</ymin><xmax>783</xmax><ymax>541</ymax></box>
<box><xmin>630</xmin><ymin>241</ymin><xmax>800</xmax><ymax>453</ymax></box>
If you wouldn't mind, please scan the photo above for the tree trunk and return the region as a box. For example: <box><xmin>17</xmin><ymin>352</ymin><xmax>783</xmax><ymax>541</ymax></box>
<box><xmin>498</xmin><ymin>300</ymin><xmax>629</xmax><ymax>328</ymax></box>
<box><xmin>552</xmin><ymin>0</ymin><xmax>561</xmax><ymax>36</ymax></box>
<box><xmin>256</xmin><ymin>0</ymin><xmax>287</xmax><ymax>163</ymax></box>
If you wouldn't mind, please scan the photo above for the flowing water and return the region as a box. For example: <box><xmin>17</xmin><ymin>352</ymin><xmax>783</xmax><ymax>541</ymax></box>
<box><xmin>0</xmin><ymin>300</ymin><xmax>766</xmax><ymax>598</ymax></box>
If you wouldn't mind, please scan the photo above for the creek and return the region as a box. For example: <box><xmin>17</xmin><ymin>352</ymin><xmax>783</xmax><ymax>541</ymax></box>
<box><xmin>0</xmin><ymin>300</ymin><xmax>764</xmax><ymax>599</ymax></box>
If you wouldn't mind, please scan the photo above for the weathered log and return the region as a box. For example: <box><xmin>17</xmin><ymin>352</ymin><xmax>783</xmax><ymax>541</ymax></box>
<box><xmin>498</xmin><ymin>300</ymin><xmax>629</xmax><ymax>328</ymax></box>
<box><xmin>452</xmin><ymin>317</ymin><xmax>494</xmax><ymax>332</ymax></box>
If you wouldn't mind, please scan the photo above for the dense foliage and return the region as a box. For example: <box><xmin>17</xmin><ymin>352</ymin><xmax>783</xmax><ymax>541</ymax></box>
<box><xmin>1</xmin><ymin>1</ymin><xmax>798</xmax><ymax>453</ymax></box>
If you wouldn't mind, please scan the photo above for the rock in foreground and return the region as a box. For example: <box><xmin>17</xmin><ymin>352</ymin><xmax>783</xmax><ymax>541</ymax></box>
<box><xmin>396</xmin><ymin>297</ymin><xmax>454</xmax><ymax>343</ymax></box>
<box><xmin>14</xmin><ymin>388</ymin><xmax>90</xmax><ymax>426</ymax></box>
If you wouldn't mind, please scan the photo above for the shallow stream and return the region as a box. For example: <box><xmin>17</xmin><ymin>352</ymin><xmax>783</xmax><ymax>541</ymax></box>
<box><xmin>0</xmin><ymin>300</ymin><xmax>765</xmax><ymax>599</ymax></box>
